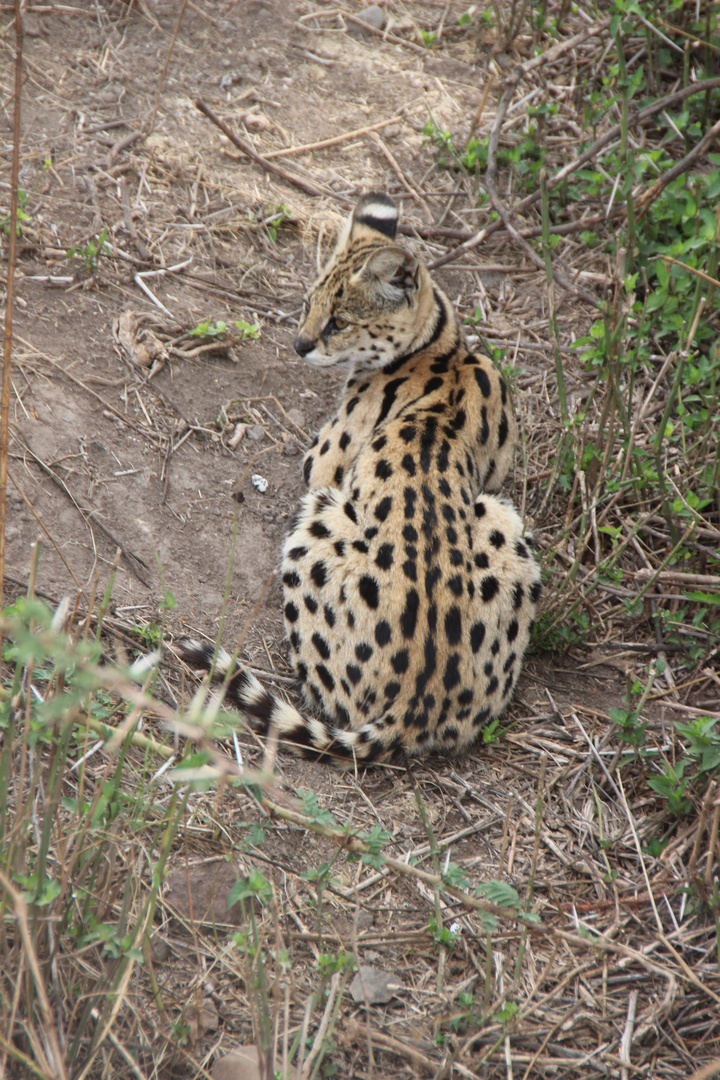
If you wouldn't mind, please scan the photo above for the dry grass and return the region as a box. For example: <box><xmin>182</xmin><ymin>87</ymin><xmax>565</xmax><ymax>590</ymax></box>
<box><xmin>1</xmin><ymin>1</ymin><xmax>719</xmax><ymax>1078</ymax></box>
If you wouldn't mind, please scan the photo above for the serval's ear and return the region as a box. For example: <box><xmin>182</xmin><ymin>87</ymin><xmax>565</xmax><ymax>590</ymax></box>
<box><xmin>357</xmin><ymin>245</ymin><xmax>419</xmax><ymax>306</ymax></box>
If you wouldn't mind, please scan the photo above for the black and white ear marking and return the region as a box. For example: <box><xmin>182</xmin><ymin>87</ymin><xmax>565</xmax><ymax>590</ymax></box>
<box><xmin>352</xmin><ymin>192</ymin><xmax>399</xmax><ymax>239</ymax></box>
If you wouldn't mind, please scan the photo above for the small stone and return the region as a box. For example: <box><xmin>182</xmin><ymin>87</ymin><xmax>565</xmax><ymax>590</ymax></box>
<box><xmin>357</xmin><ymin>4</ymin><xmax>386</xmax><ymax>31</ymax></box>
<box><xmin>286</xmin><ymin>407</ymin><xmax>305</xmax><ymax>428</ymax></box>
<box><xmin>164</xmin><ymin>859</ymin><xmax>246</xmax><ymax>927</ymax></box>
<box><xmin>349</xmin><ymin>966</ymin><xmax>403</xmax><ymax>1005</ymax></box>
<box><xmin>150</xmin><ymin>935</ymin><xmax>172</xmax><ymax>963</ymax></box>
<box><xmin>201</xmin><ymin>998</ymin><xmax>219</xmax><ymax>1033</ymax></box>
<box><xmin>247</xmin><ymin>424</ymin><xmax>265</xmax><ymax>442</ymax></box>
<box><xmin>212</xmin><ymin>1046</ymin><xmax>260</xmax><ymax>1080</ymax></box>
<box><xmin>251</xmin><ymin>474</ymin><xmax>269</xmax><ymax>494</ymax></box>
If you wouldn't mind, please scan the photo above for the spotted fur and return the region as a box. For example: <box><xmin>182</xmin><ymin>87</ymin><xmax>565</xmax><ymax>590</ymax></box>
<box><xmin>181</xmin><ymin>193</ymin><xmax>541</xmax><ymax>764</ymax></box>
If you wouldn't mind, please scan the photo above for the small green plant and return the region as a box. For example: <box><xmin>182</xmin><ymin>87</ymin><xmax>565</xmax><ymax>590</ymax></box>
<box><xmin>190</xmin><ymin>318</ymin><xmax>260</xmax><ymax>341</ymax></box>
<box><xmin>647</xmin><ymin>761</ymin><xmax>692</xmax><ymax>817</ymax></box>
<box><xmin>463</xmin><ymin>306</ymin><xmax>484</xmax><ymax>327</ymax></box>
<box><xmin>428</xmin><ymin>914</ymin><xmax>460</xmax><ymax>948</ymax></box>
<box><xmin>235</xmin><ymin>318</ymin><xmax>260</xmax><ymax>340</ymax></box>
<box><xmin>132</xmin><ymin>622</ymin><xmax>162</xmax><ymax>649</ymax></box>
<box><xmin>419</xmin><ymin>28</ymin><xmax>437</xmax><ymax>47</ymax></box>
<box><xmin>190</xmin><ymin>319</ymin><xmax>228</xmax><ymax>338</ymax></box>
<box><xmin>264</xmin><ymin>203</ymin><xmax>291</xmax><ymax>241</ymax></box>
<box><xmin>67</xmin><ymin>227</ymin><xmax>109</xmax><ymax>273</ymax></box>
<box><xmin>0</xmin><ymin>188</ymin><xmax>32</xmax><ymax>236</ymax></box>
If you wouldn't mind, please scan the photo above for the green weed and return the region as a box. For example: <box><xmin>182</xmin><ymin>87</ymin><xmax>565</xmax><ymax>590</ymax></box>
<box><xmin>0</xmin><ymin>188</ymin><xmax>31</xmax><ymax>236</ymax></box>
<box><xmin>67</xmin><ymin>227</ymin><xmax>109</xmax><ymax>274</ymax></box>
<box><xmin>190</xmin><ymin>318</ymin><xmax>260</xmax><ymax>341</ymax></box>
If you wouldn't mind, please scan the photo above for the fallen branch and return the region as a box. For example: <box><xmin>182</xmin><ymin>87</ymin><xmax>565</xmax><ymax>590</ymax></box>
<box><xmin>196</xmin><ymin>98</ymin><xmax>349</xmax><ymax>205</ymax></box>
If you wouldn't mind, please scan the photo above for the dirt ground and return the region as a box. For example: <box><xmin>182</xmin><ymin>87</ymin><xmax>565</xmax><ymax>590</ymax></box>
<box><xmin>3</xmin><ymin>2</ymin><xmax>717</xmax><ymax>1076</ymax></box>
<box><xmin>4</xmin><ymin>0</ymin><xmax>626</xmax><ymax>702</ymax></box>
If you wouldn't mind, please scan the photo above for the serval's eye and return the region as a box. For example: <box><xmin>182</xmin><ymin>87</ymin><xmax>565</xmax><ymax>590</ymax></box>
<box><xmin>329</xmin><ymin>316</ymin><xmax>349</xmax><ymax>332</ymax></box>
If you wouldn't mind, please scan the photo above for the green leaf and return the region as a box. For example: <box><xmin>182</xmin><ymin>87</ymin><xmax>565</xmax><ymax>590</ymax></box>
<box><xmin>475</xmin><ymin>880</ymin><xmax>521</xmax><ymax>910</ymax></box>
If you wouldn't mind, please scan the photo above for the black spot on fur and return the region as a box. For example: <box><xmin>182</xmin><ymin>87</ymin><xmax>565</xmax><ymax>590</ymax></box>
<box><xmin>498</xmin><ymin>410</ymin><xmax>509</xmax><ymax>447</ymax></box>
<box><xmin>489</xmin><ymin>529</ymin><xmax>505</xmax><ymax>548</ymax></box>
<box><xmin>309</xmin><ymin>520</ymin><xmax>331</xmax><ymax>539</ymax></box>
<box><xmin>316</xmin><ymin>665</ymin><xmax>335</xmax><ymax>690</ymax></box>
<box><xmin>283</xmin><ymin>570</ymin><xmax>300</xmax><ymax>588</ymax></box>
<box><xmin>311</xmin><ymin>561</ymin><xmax>328</xmax><ymax>588</ymax></box>
<box><xmin>479</xmin><ymin>406</ymin><xmax>490</xmax><ymax>446</ymax></box>
<box><xmin>346</xmin><ymin>663</ymin><xmax>362</xmax><ymax>686</ymax></box>
<box><xmin>470</xmin><ymin>621</ymin><xmax>486</xmax><ymax>653</ymax></box>
<box><xmin>444</xmin><ymin>606</ymin><xmax>462</xmax><ymax>645</ymax></box>
<box><xmin>474</xmin><ymin>367</ymin><xmax>492</xmax><ymax>397</ymax></box>
<box><xmin>400</xmin><ymin>589</ymin><xmax>419</xmax><ymax>638</ymax></box>
<box><xmin>375</xmin><ymin>620</ymin><xmax>392</xmax><ymax>646</ymax></box>
<box><xmin>443</xmin><ymin>654</ymin><xmax>461</xmax><ymax>691</ymax></box>
<box><xmin>374</xmin><ymin>496</ymin><xmax>392</xmax><ymax>522</ymax></box>
<box><xmin>355</xmin><ymin>642</ymin><xmax>373</xmax><ymax>662</ymax></box>
<box><xmin>448</xmin><ymin>575</ymin><xmax>463</xmax><ymax>597</ymax></box>
<box><xmin>339</xmin><ymin>431</ymin><xmax>351</xmax><ymax>451</ymax></box>
<box><xmin>391</xmin><ymin>649</ymin><xmax>409</xmax><ymax>674</ymax></box>
<box><xmin>285</xmin><ymin>602</ymin><xmax>299</xmax><ymax>623</ymax></box>
<box><xmin>472</xmin><ymin>707</ymin><xmax>491</xmax><ymax>727</ymax></box>
<box><xmin>481</xmin><ymin>576</ymin><xmax>499</xmax><ymax>602</ymax></box>
<box><xmin>359</xmin><ymin>575</ymin><xmax>380</xmax><ymax>609</ymax></box>
<box><xmin>376</xmin><ymin>543</ymin><xmax>394</xmax><ymax>570</ymax></box>
<box><xmin>287</xmin><ymin>545</ymin><xmax>308</xmax><ymax>560</ymax></box>
<box><xmin>312</xmin><ymin>632</ymin><xmax>331</xmax><ymax>660</ymax></box>
<box><xmin>530</xmin><ymin>581</ymin><xmax>542</xmax><ymax>603</ymax></box>
<box><xmin>384</xmin><ymin>680</ymin><xmax>401</xmax><ymax>701</ymax></box>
